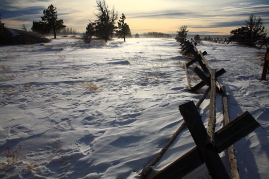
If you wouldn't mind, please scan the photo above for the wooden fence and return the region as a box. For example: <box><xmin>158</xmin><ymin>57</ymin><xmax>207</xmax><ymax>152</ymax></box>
<box><xmin>140</xmin><ymin>40</ymin><xmax>260</xmax><ymax>179</ymax></box>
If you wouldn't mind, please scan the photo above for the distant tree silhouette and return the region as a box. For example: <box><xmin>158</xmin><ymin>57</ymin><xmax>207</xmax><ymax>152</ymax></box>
<box><xmin>0</xmin><ymin>15</ymin><xmax>5</xmax><ymax>40</ymax></box>
<box><xmin>116</xmin><ymin>13</ymin><xmax>131</xmax><ymax>41</ymax></box>
<box><xmin>21</xmin><ymin>24</ymin><xmax>27</xmax><ymax>32</ymax></box>
<box><xmin>143</xmin><ymin>32</ymin><xmax>171</xmax><ymax>38</ymax></box>
<box><xmin>229</xmin><ymin>14</ymin><xmax>267</xmax><ymax>46</ymax></box>
<box><xmin>32</xmin><ymin>21</ymin><xmax>50</xmax><ymax>34</ymax></box>
<box><xmin>32</xmin><ymin>4</ymin><xmax>65</xmax><ymax>39</ymax></box>
<box><xmin>175</xmin><ymin>25</ymin><xmax>188</xmax><ymax>44</ymax></box>
<box><xmin>94</xmin><ymin>0</ymin><xmax>118</xmax><ymax>42</ymax></box>
<box><xmin>135</xmin><ymin>33</ymin><xmax>140</xmax><ymax>38</ymax></box>
<box><xmin>204</xmin><ymin>36</ymin><xmax>212</xmax><ymax>41</ymax></box>
<box><xmin>60</xmin><ymin>27</ymin><xmax>78</xmax><ymax>35</ymax></box>
<box><xmin>83</xmin><ymin>22</ymin><xmax>96</xmax><ymax>43</ymax></box>
<box><xmin>194</xmin><ymin>34</ymin><xmax>201</xmax><ymax>42</ymax></box>
<box><xmin>0</xmin><ymin>16</ymin><xmax>12</xmax><ymax>45</ymax></box>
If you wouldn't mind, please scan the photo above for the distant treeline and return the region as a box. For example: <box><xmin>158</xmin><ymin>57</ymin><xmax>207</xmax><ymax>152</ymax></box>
<box><xmin>59</xmin><ymin>27</ymin><xmax>78</xmax><ymax>35</ymax></box>
<box><xmin>143</xmin><ymin>32</ymin><xmax>172</xmax><ymax>38</ymax></box>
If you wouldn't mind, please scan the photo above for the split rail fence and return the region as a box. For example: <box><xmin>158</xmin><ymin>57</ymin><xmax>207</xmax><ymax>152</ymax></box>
<box><xmin>140</xmin><ymin>40</ymin><xmax>260</xmax><ymax>179</ymax></box>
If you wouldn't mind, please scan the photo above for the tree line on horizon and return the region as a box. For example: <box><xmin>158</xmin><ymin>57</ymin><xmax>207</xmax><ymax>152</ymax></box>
<box><xmin>31</xmin><ymin>0</ymin><xmax>132</xmax><ymax>42</ymax></box>
<box><xmin>175</xmin><ymin>14</ymin><xmax>268</xmax><ymax>47</ymax></box>
<box><xmin>142</xmin><ymin>32</ymin><xmax>172</xmax><ymax>38</ymax></box>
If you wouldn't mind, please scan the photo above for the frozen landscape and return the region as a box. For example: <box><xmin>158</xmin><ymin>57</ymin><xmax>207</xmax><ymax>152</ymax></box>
<box><xmin>0</xmin><ymin>36</ymin><xmax>268</xmax><ymax>179</ymax></box>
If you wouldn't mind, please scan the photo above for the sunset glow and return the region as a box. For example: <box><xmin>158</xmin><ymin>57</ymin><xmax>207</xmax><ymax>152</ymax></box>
<box><xmin>1</xmin><ymin>0</ymin><xmax>269</xmax><ymax>35</ymax></box>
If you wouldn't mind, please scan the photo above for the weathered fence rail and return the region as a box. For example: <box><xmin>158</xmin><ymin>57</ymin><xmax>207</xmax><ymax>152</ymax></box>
<box><xmin>140</xmin><ymin>40</ymin><xmax>260</xmax><ymax>179</ymax></box>
<box><xmin>150</xmin><ymin>105</ymin><xmax>259</xmax><ymax>179</ymax></box>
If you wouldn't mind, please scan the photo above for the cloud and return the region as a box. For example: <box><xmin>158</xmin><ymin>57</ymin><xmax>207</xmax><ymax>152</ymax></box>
<box><xmin>245</xmin><ymin>0</ymin><xmax>269</xmax><ymax>4</ymax></box>
<box><xmin>221</xmin><ymin>4</ymin><xmax>269</xmax><ymax>16</ymax></box>
<box><xmin>0</xmin><ymin>0</ymin><xmax>49</xmax><ymax>20</ymax></box>
<box><xmin>188</xmin><ymin>31</ymin><xmax>220</xmax><ymax>35</ymax></box>
<box><xmin>0</xmin><ymin>0</ymin><xmax>54</xmax><ymax>17</ymax></box>
<box><xmin>0</xmin><ymin>1</ymin><xmax>72</xmax><ymax>22</ymax></box>
<box><xmin>191</xmin><ymin>21</ymin><xmax>245</xmax><ymax>28</ymax></box>
<box><xmin>128</xmin><ymin>3</ymin><xmax>269</xmax><ymax>21</ymax></box>
<box><xmin>129</xmin><ymin>11</ymin><xmax>190</xmax><ymax>19</ymax></box>
<box><xmin>1</xmin><ymin>0</ymin><xmax>268</xmax><ymax>34</ymax></box>
<box><xmin>0</xmin><ymin>6</ymin><xmax>46</xmax><ymax>19</ymax></box>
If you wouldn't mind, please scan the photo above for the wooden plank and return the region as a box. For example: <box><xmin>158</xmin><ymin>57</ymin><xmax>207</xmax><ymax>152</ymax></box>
<box><xmin>151</xmin><ymin>146</ymin><xmax>203</xmax><ymax>179</ymax></box>
<box><xmin>215</xmin><ymin>111</ymin><xmax>260</xmax><ymax>152</ymax></box>
<box><xmin>151</xmin><ymin>104</ymin><xmax>260</xmax><ymax>179</ymax></box>
<box><xmin>222</xmin><ymin>86</ymin><xmax>240</xmax><ymax>179</ymax></box>
<box><xmin>197</xmin><ymin>54</ymin><xmax>209</xmax><ymax>73</ymax></box>
<box><xmin>186</xmin><ymin>58</ymin><xmax>197</xmax><ymax>67</ymax></box>
<box><xmin>190</xmin><ymin>81</ymin><xmax>207</xmax><ymax>93</ymax></box>
<box><xmin>193</xmin><ymin>67</ymin><xmax>210</xmax><ymax>85</ymax></box>
<box><xmin>227</xmin><ymin>145</ymin><xmax>240</xmax><ymax>179</ymax></box>
<box><xmin>139</xmin><ymin>122</ymin><xmax>187</xmax><ymax>179</ymax></box>
<box><xmin>190</xmin><ymin>68</ymin><xmax>226</xmax><ymax>92</ymax></box>
<box><xmin>207</xmin><ymin>70</ymin><xmax>216</xmax><ymax>147</ymax></box>
<box><xmin>179</xmin><ymin>102</ymin><xmax>207</xmax><ymax>146</ymax></box>
<box><xmin>189</xmin><ymin>47</ymin><xmax>199</xmax><ymax>57</ymax></box>
<box><xmin>140</xmin><ymin>90</ymin><xmax>211</xmax><ymax>178</ymax></box>
<box><xmin>222</xmin><ymin>86</ymin><xmax>229</xmax><ymax>125</ymax></box>
<box><xmin>216</xmin><ymin>81</ymin><xmax>224</xmax><ymax>93</ymax></box>
<box><xmin>179</xmin><ymin>101</ymin><xmax>229</xmax><ymax>179</ymax></box>
<box><xmin>183</xmin><ymin>42</ymin><xmax>208</xmax><ymax>73</ymax></box>
<box><xmin>199</xmin><ymin>51</ymin><xmax>212</xmax><ymax>73</ymax></box>
<box><xmin>195</xmin><ymin>87</ymin><xmax>210</xmax><ymax>108</ymax></box>
<box><xmin>185</xmin><ymin>63</ymin><xmax>192</xmax><ymax>90</ymax></box>
<box><xmin>192</xmin><ymin>42</ymin><xmax>199</xmax><ymax>52</ymax></box>
<box><xmin>261</xmin><ymin>48</ymin><xmax>269</xmax><ymax>80</ymax></box>
<box><xmin>187</xmin><ymin>43</ymin><xmax>209</xmax><ymax>73</ymax></box>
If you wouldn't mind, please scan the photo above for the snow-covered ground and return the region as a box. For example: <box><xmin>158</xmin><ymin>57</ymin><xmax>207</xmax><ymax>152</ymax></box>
<box><xmin>0</xmin><ymin>37</ymin><xmax>268</xmax><ymax>179</ymax></box>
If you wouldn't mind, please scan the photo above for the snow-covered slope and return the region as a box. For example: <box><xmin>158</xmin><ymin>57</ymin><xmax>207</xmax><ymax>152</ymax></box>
<box><xmin>0</xmin><ymin>37</ymin><xmax>268</xmax><ymax>178</ymax></box>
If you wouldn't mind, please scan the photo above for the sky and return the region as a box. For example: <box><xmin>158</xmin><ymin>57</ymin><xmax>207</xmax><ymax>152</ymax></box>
<box><xmin>0</xmin><ymin>0</ymin><xmax>269</xmax><ymax>35</ymax></box>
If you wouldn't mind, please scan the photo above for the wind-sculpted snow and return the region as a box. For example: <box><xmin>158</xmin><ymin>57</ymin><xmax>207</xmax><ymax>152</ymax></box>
<box><xmin>0</xmin><ymin>37</ymin><xmax>268</xmax><ymax>178</ymax></box>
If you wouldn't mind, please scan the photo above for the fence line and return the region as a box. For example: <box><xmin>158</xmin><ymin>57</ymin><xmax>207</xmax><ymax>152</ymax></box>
<box><xmin>140</xmin><ymin>40</ymin><xmax>260</xmax><ymax>179</ymax></box>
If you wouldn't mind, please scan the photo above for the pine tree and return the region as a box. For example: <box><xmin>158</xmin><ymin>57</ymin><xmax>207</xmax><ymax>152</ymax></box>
<box><xmin>32</xmin><ymin>4</ymin><xmax>65</xmax><ymax>39</ymax></box>
<box><xmin>116</xmin><ymin>13</ymin><xmax>131</xmax><ymax>42</ymax></box>
<box><xmin>94</xmin><ymin>0</ymin><xmax>117</xmax><ymax>42</ymax></box>
<box><xmin>135</xmin><ymin>33</ymin><xmax>140</xmax><ymax>38</ymax></box>
<box><xmin>83</xmin><ymin>22</ymin><xmax>96</xmax><ymax>43</ymax></box>
<box><xmin>175</xmin><ymin>25</ymin><xmax>188</xmax><ymax>44</ymax></box>
<box><xmin>0</xmin><ymin>15</ymin><xmax>4</xmax><ymax>40</ymax></box>
<box><xmin>194</xmin><ymin>34</ymin><xmax>200</xmax><ymax>42</ymax></box>
<box><xmin>229</xmin><ymin>14</ymin><xmax>267</xmax><ymax>46</ymax></box>
<box><xmin>0</xmin><ymin>16</ymin><xmax>13</xmax><ymax>45</ymax></box>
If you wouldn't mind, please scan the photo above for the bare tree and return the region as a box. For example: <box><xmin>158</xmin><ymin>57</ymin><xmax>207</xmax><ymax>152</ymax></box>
<box><xmin>21</xmin><ymin>24</ymin><xmax>27</xmax><ymax>31</ymax></box>
<box><xmin>94</xmin><ymin>0</ymin><xmax>118</xmax><ymax>42</ymax></box>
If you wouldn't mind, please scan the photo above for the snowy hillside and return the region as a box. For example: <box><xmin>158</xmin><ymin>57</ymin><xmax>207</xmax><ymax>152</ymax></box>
<box><xmin>0</xmin><ymin>37</ymin><xmax>268</xmax><ymax>179</ymax></box>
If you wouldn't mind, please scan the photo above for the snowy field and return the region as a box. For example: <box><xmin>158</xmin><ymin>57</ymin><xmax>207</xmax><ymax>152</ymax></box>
<box><xmin>0</xmin><ymin>37</ymin><xmax>268</xmax><ymax>179</ymax></box>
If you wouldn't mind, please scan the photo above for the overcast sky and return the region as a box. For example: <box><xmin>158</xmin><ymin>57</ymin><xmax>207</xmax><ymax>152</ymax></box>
<box><xmin>1</xmin><ymin>0</ymin><xmax>269</xmax><ymax>35</ymax></box>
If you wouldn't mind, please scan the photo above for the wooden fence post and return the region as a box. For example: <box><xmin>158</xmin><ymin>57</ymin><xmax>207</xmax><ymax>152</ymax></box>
<box><xmin>140</xmin><ymin>88</ymin><xmax>211</xmax><ymax>178</ymax></box>
<box><xmin>222</xmin><ymin>86</ymin><xmax>240</xmax><ymax>179</ymax></box>
<box><xmin>150</xmin><ymin>103</ymin><xmax>260</xmax><ymax>179</ymax></box>
<box><xmin>207</xmin><ymin>70</ymin><xmax>216</xmax><ymax>147</ymax></box>
<box><xmin>179</xmin><ymin>101</ymin><xmax>230</xmax><ymax>179</ymax></box>
<box><xmin>190</xmin><ymin>67</ymin><xmax>225</xmax><ymax>92</ymax></box>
